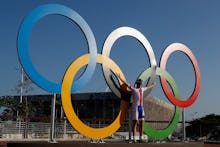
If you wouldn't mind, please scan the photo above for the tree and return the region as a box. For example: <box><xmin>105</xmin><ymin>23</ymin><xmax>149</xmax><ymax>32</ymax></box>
<box><xmin>14</xmin><ymin>71</ymin><xmax>34</xmax><ymax>138</ymax></box>
<box><xmin>0</xmin><ymin>96</ymin><xmax>25</xmax><ymax>120</ymax></box>
<box><xmin>186</xmin><ymin>114</ymin><xmax>220</xmax><ymax>140</ymax></box>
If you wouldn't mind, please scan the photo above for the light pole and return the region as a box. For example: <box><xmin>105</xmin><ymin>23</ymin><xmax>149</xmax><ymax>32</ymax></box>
<box><xmin>16</xmin><ymin>67</ymin><xmax>24</xmax><ymax>119</ymax></box>
<box><xmin>16</xmin><ymin>67</ymin><xmax>24</xmax><ymax>135</ymax></box>
<box><xmin>20</xmin><ymin>68</ymin><xmax>24</xmax><ymax>104</ymax></box>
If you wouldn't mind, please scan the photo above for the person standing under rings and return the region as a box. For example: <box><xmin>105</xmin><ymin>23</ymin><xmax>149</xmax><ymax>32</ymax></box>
<box><xmin>116</xmin><ymin>73</ymin><xmax>156</xmax><ymax>143</ymax></box>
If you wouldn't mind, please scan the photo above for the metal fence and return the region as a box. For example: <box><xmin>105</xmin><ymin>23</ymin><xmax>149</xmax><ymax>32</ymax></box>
<box><xmin>0</xmin><ymin>119</ymin><xmax>188</xmax><ymax>141</ymax></box>
<box><xmin>0</xmin><ymin>120</ymin><xmax>130</xmax><ymax>140</ymax></box>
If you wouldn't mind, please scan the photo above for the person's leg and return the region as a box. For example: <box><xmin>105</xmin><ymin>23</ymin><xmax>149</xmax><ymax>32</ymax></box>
<box><xmin>138</xmin><ymin>105</ymin><xmax>145</xmax><ymax>142</ymax></box>
<box><xmin>132</xmin><ymin>120</ymin><xmax>137</xmax><ymax>142</ymax></box>
<box><xmin>139</xmin><ymin>120</ymin><xmax>144</xmax><ymax>139</ymax></box>
<box><xmin>139</xmin><ymin>119</ymin><xmax>148</xmax><ymax>143</ymax></box>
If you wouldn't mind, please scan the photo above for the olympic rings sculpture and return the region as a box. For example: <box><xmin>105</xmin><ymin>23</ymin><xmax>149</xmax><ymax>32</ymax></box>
<box><xmin>17</xmin><ymin>4</ymin><xmax>201</xmax><ymax>139</ymax></box>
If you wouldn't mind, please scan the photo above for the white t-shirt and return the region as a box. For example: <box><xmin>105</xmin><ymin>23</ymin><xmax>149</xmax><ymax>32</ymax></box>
<box><xmin>128</xmin><ymin>85</ymin><xmax>148</xmax><ymax>110</ymax></box>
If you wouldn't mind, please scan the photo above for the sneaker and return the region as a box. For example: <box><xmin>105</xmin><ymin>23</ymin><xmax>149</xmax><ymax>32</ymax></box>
<box><xmin>133</xmin><ymin>139</ymin><xmax>137</xmax><ymax>143</ymax></box>
<box><xmin>140</xmin><ymin>139</ymin><xmax>147</xmax><ymax>143</ymax></box>
<box><xmin>98</xmin><ymin>139</ymin><xmax>105</xmax><ymax>143</ymax></box>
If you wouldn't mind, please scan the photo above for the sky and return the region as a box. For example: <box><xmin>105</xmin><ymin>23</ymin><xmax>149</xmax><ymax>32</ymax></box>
<box><xmin>0</xmin><ymin>0</ymin><xmax>220</xmax><ymax>120</ymax></box>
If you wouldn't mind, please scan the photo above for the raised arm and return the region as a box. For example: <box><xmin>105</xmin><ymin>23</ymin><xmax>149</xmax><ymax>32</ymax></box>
<box><xmin>146</xmin><ymin>82</ymin><xmax>156</xmax><ymax>89</ymax></box>
<box><xmin>115</xmin><ymin>73</ymin><xmax>130</xmax><ymax>87</ymax></box>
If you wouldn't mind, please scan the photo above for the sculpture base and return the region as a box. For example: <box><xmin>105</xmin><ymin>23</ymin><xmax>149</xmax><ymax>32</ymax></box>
<box><xmin>7</xmin><ymin>141</ymin><xmax>205</xmax><ymax>147</ymax></box>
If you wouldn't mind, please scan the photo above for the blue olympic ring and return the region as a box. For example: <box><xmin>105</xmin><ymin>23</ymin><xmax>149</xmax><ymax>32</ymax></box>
<box><xmin>17</xmin><ymin>4</ymin><xmax>97</xmax><ymax>94</ymax></box>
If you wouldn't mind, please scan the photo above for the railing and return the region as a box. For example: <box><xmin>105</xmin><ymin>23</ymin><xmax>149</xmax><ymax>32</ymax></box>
<box><xmin>0</xmin><ymin>120</ymin><xmax>184</xmax><ymax>140</ymax></box>
<box><xmin>0</xmin><ymin>120</ymin><xmax>130</xmax><ymax>140</ymax></box>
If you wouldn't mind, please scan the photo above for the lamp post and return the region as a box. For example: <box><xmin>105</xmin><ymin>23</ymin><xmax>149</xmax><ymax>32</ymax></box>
<box><xmin>16</xmin><ymin>67</ymin><xmax>24</xmax><ymax>119</ymax></box>
<box><xmin>16</xmin><ymin>67</ymin><xmax>24</xmax><ymax>135</ymax></box>
<box><xmin>20</xmin><ymin>68</ymin><xmax>24</xmax><ymax>104</ymax></box>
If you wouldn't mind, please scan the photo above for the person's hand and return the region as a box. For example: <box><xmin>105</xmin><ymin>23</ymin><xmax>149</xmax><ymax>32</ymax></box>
<box><xmin>115</xmin><ymin>73</ymin><xmax>125</xmax><ymax>84</ymax></box>
<box><xmin>147</xmin><ymin>82</ymin><xmax>156</xmax><ymax>89</ymax></box>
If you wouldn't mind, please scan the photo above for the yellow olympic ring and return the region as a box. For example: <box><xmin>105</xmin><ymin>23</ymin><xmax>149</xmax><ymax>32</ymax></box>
<box><xmin>62</xmin><ymin>54</ymin><xmax>129</xmax><ymax>139</ymax></box>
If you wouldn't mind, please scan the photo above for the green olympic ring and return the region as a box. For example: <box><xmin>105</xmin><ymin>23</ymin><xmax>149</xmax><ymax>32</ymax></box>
<box><xmin>138</xmin><ymin>67</ymin><xmax>181</xmax><ymax>139</ymax></box>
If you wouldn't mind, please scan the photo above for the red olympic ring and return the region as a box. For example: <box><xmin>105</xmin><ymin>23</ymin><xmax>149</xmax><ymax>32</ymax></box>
<box><xmin>160</xmin><ymin>43</ymin><xmax>201</xmax><ymax>108</ymax></box>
